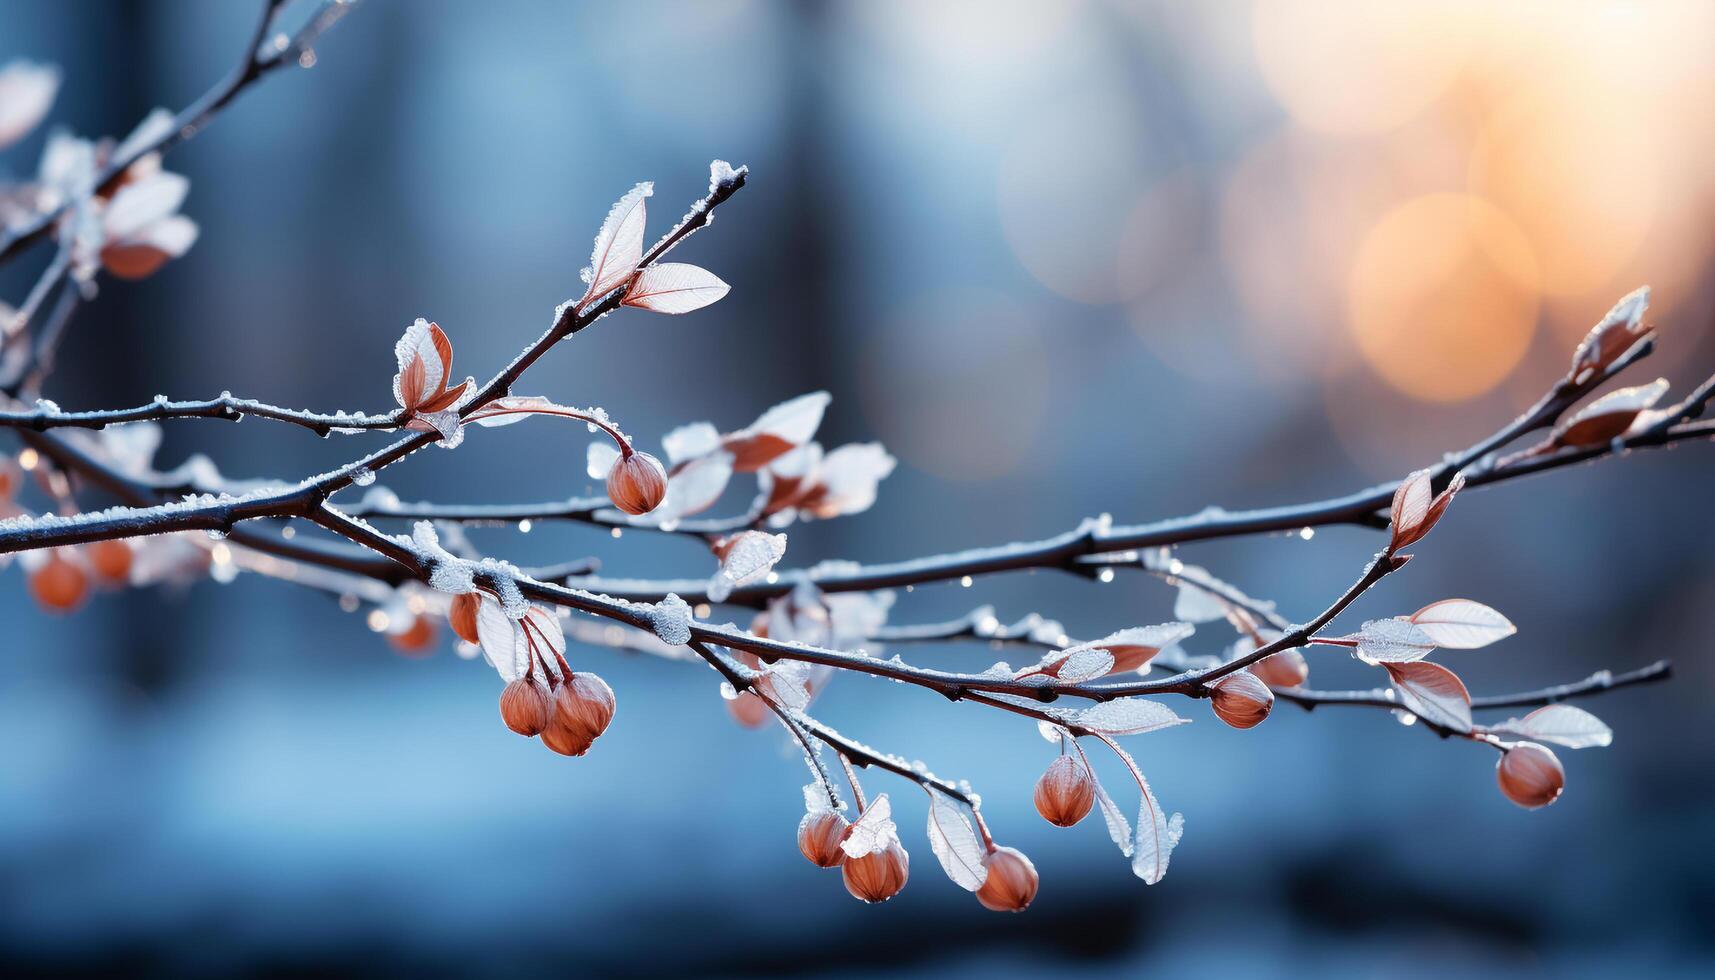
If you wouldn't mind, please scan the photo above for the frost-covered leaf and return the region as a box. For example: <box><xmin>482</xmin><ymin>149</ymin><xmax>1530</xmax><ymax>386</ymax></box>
<box><xmin>925</xmin><ymin>790</ymin><xmax>988</xmax><ymax>891</ymax></box>
<box><xmin>465</xmin><ymin>396</ymin><xmax>599</xmax><ymax>428</ymax></box>
<box><xmin>1489</xmin><ymin>704</ymin><xmax>1612</xmax><ymax>749</ymax></box>
<box><xmin>797</xmin><ymin>443</ymin><xmax>896</xmax><ymax>520</ymax></box>
<box><xmin>580</xmin><ymin>181</ymin><xmax>651</xmax><ymax>308</ymax></box>
<box><xmin>622</xmin><ymin>262</ymin><xmax>729</xmax><ymax>314</ymax></box>
<box><xmin>1572</xmin><ymin>285</ymin><xmax>1651</xmax><ymax>381</ymax></box>
<box><xmin>1354</xmin><ymin>618</ymin><xmax>1438</xmax><ymax>664</ymax></box>
<box><xmin>1103</xmin><ymin>740</ymin><xmax>1180</xmax><ymax>884</ymax></box>
<box><xmin>1092</xmin><ymin>773</ymin><xmax>1133</xmax><ymax>859</ymax></box>
<box><xmin>1390</xmin><ymin>469</ymin><xmax>1433</xmax><ymax>546</ymax></box>
<box><xmin>657</xmin><ymin>451</ymin><xmax>734</xmax><ymax>522</ymax></box>
<box><xmin>760</xmin><ymin>660</ymin><xmax>813</xmax><ymax>711</ymax></box>
<box><xmin>1408</xmin><ymin>599</ymin><xmax>1516</xmax><ymax>649</ymax></box>
<box><xmin>1173</xmin><ymin>578</ymin><xmax>1230</xmax><ymax>623</ymax></box>
<box><xmin>1555</xmin><ymin>378</ymin><xmax>1670</xmax><ymax>447</ymax></box>
<box><xmin>104</xmin><ymin>171</ymin><xmax>188</xmax><ymax>239</ymax></box>
<box><xmin>1062</xmin><ymin>698</ymin><xmax>1189</xmax><ymax>737</ymax></box>
<box><xmin>0</xmin><ymin>61</ymin><xmax>61</xmax><ymax>151</ymax></box>
<box><xmin>708</xmin><ymin>530</ymin><xmax>787</xmax><ymax>602</ymax></box>
<box><xmin>587</xmin><ymin>442</ymin><xmax>620</xmax><ymax>480</ymax></box>
<box><xmin>724</xmin><ymin>392</ymin><xmax>831</xmax><ymax>472</ymax></box>
<box><xmin>1056</xmin><ymin>647</ymin><xmax>1115</xmax><ymax>683</ymax></box>
<box><xmin>663</xmin><ymin>421</ymin><xmax>721</xmax><ymax>465</ymax></box>
<box><xmin>1384</xmin><ymin>661</ymin><xmax>1472</xmax><ymax>732</ymax></box>
<box><xmin>392</xmin><ymin>318</ymin><xmax>451</xmax><ymax>413</ymax></box>
<box><xmin>1063</xmin><ymin>623</ymin><xmax>1195</xmax><ymax>675</ymax></box>
<box><xmin>841</xmin><ymin>793</ymin><xmax>898</xmax><ymax>858</ymax></box>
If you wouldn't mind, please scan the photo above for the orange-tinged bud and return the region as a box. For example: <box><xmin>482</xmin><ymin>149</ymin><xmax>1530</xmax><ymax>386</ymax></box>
<box><xmin>1250</xmin><ymin>649</ymin><xmax>1309</xmax><ymax>688</ymax></box>
<box><xmin>606</xmin><ymin>451</ymin><xmax>667</xmax><ymax>516</ymax></box>
<box><xmin>842</xmin><ymin>841</ymin><xmax>909</xmax><ymax>903</ymax></box>
<box><xmin>539</xmin><ymin>718</ymin><xmax>595</xmax><ymax>757</ymax></box>
<box><xmin>797</xmin><ymin>810</ymin><xmax>850</xmax><ymax>868</ymax></box>
<box><xmin>448</xmin><ymin>592</ymin><xmax>481</xmax><ymax>644</ymax></box>
<box><xmin>975</xmin><ymin>846</ymin><xmax>1039</xmax><ymax>912</ymax></box>
<box><xmin>388</xmin><ymin>614</ymin><xmax>437</xmax><ymax>656</ymax></box>
<box><xmin>30</xmin><ymin>553</ymin><xmax>88</xmax><ymax>613</ymax></box>
<box><xmin>555</xmin><ymin>672</ymin><xmax>616</xmax><ymax>742</ymax></box>
<box><xmin>1496</xmin><ymin>741</ymin><xmax>1564</xmax><ymax>809</ymax></box>
<box><xmin>1034</xmin><ymin>755</ymin><xmax>1095</xmax><ymax>828</ymax></box>
<box><xmin>500</xmin><ymin>678</ymin><xmax>552</xmax><ymax>736</ymax></box>
<box><xmin>1210</xmin><ymin>670</ymin><xmax>1273</xmax><ymax>729</ymax></box>
<box><xmin>86</xmin><ymin>538</ymin><xmax>134</xmax><ymax>584</ymax></box>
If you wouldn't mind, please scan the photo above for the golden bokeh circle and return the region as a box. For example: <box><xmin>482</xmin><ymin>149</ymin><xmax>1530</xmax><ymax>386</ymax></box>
<box><xmin>1347</xmin><ymin>193</ymin><xmax>1540</xmax><ymax>402</ymax></box>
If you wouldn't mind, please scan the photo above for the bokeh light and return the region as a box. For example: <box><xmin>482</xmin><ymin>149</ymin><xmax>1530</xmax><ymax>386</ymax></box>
<box><xmin>1346</xmin><ymin>193</ymin><xmax>1540</xmax><ymax>402</ymax></box>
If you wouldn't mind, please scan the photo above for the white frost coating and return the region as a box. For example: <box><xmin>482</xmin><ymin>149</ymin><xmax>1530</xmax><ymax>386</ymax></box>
<box><xmin>803</xmin><ymin>782</ymin><xmax>836</xmax><ymax>814</ymax></box>
<box><xmin>1062</xmin><ymin>698</ymin><xmax>1189</xmax><ymax>736</ymax></box>
<box><xmin>1560</xmin><ymin>378</ymin><xmax>1670</xmax><ymax>430</ymax></box>
<box><xmin>840</xmin><ymin>793</ymin><xmax>898</xmax><ymax>858</ymax></box>
<box><xmin>491</xmin><ymin>566</ymin><xmax>528</xmax><ymax>618</ymax></box>
<box><xmin>1354</xmin><ymin>618</ymin><xmax>1438</xmax><ymax>664</ymax></box>
<box><xmin>709</xmin><ymin>159</ymin><xmax>745</xmax><ymax>193</ymax></box>
<box><xmin>650</xmin><ymin>593</ymin><xmax>693</xmax><ymax>645</ymax></box>
<box><xmin>350</xmin><ymin>467</ymin><xmax>375</xmax><ymax>487</ymax></box>
<box><xmin>1055</xmin><ymin>647</ymin><xmax>1115</xmax><ymax>683</ymax></box>
<box><xmin>661</xmin><ymin>421</ymin><xmax>721</xmax><ymax>466</ymax></box>
<box><xmin>925</xmin><ymin>791</ymin><xmax>988</xmax><ymax>891</ymax></box>
<box><xmin>708</xmin><ymin>530</ymin><xmax>787</xmax><ymax>602</ymax></box>
<box><xmin>1598</xmin><ymin>284</ymin><xmax>1650</xmax><ymax>332</ymax></box>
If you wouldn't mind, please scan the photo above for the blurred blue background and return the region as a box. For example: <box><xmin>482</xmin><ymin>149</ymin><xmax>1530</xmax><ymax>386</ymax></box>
<box><xmin>3</xmin><ymin>1</ymin><xmax>1714</xmax><ymax>976</ymax></box>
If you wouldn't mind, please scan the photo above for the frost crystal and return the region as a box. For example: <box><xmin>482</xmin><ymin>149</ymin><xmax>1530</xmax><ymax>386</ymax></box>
<box><xmin>650</xmin><ymin>593</ymin><xmax>693</xmax><ymax>645</ymax></box>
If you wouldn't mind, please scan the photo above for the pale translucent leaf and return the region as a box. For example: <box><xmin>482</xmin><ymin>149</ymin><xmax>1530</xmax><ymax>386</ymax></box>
<box><xmin>1491</xmin><ymin>703</ymin><xmax>1612</xmax><ymax>749</ymax></box>
<box><xmin>1174</xmin><ymin>580</ymin><xmax>1229</xmax><ymax>623</ymax></box>
<box><xmin>749</xmin><ymin>392</ymin><xmax>830</xmax><ymax>446</ymax></box>
<box><xmin>104</xmin><ymin>171</ymin><xmax>189</xmax><ymax>239</ymax></box>
<box><xmin>1384</xmin><ymin>661</ymin><xmax>1472</xmax><ymax>732</ymax></box>
<box><xmin>622</xmin><ymin>262</ymin><xmax>729</xmax><ymax>314</ymax></box>
<box><xmin>474</xmin><ymin>595</ymin><xmax>522</xmax><ymax>682</ymax></box>
<box><xmin>925</xmin><ymin>790</ymin><xmax>988</xmax><ymax>891</ymax></box>
<box><xmin>1391</xmin><ymin>469</ymin><xmax>1433</xmax><ymax>541</ymax></box>
<box><xmin>656</xmin><ymin>451</ymin><xmax>734</xmax><ymax>522</ymax></box>
<box><xmin>1408</xmin><ymin>599</ymin><xmax>1516</xmax><ymax>649</ymax></box>
<box><xmin>1092</xmin><ymin>773</ymin><xmax>1133</xmax><ymax>859</ymax></box>
<box><xmin>581</xmin><ymin>181</ymin><xmax>651</xmax><ymax>305</ymax></box>
<box><xmin>0</xmin><ymin>61</ymin><xmax>60</xmax><ymax>151</ymax></box>
<box><xmin>801</xmin><ymin>442</ymin><xmax>896</xmax><ymax>519</ymax></box>
<box><xmin>1104</xmin><ymin>740</ymin><xmax>1180</xmax><ymax>884</ymax></box>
